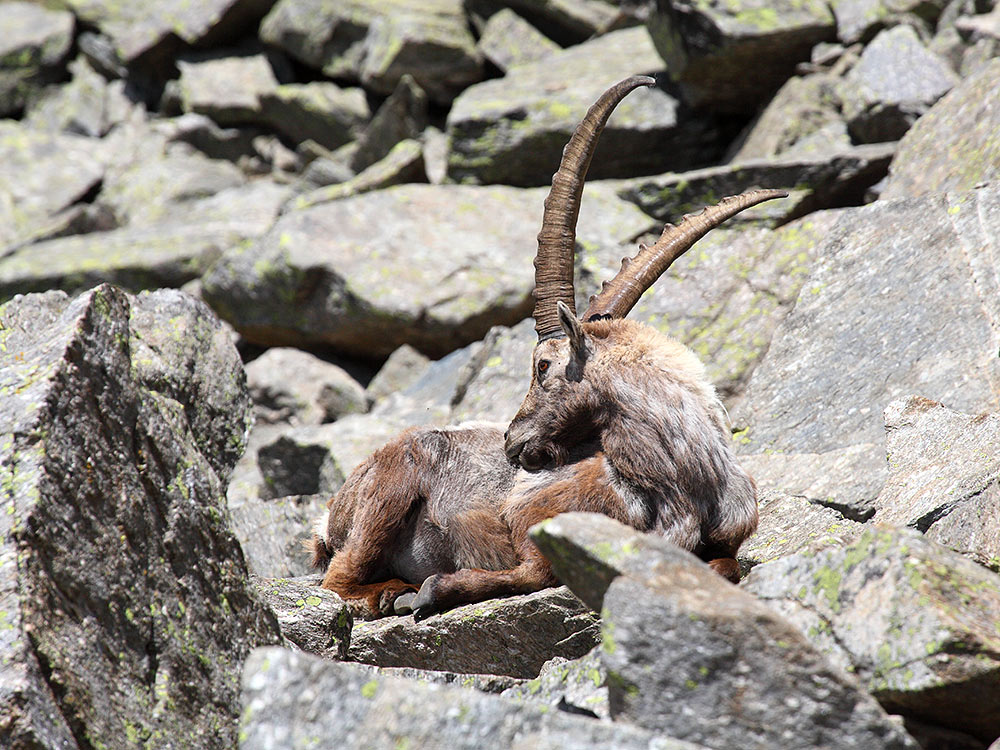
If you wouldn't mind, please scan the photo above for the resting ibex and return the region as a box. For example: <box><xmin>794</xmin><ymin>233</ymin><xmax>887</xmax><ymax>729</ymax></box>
<box><xmin>310</xmin><ymin>76</ymin><xmax>784</xmax><ymax>620</ymax></box>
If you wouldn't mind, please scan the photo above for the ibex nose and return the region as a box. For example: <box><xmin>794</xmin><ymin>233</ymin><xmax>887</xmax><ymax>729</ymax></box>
<box><xmin>503</xmin><ymin>429</ymin><xmax>509</xmax><ymax>440</ymax></box>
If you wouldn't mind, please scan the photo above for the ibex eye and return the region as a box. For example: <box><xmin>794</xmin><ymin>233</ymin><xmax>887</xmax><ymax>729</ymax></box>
<box><xmin>537</xmin><ymin>360</ymin><xmax>550</xmax><ymax>376</ymax></box>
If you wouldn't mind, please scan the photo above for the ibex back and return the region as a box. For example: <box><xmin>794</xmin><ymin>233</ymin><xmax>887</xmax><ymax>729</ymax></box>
<box><xmin>310</xmin><ymin>76</ymin><xmax>784</xmax><ymax>620</ymax></box>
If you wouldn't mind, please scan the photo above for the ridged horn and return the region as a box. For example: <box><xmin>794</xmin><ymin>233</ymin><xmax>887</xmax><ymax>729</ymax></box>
<box><xmin>582</xmin><ymin>189</ymin><xmax>788</xmax><ymax>321</ymax></box>
<box><xmin>533</xmin><ymin>75</ymin><xmax>656</xmax><ymax>341</ymax></box>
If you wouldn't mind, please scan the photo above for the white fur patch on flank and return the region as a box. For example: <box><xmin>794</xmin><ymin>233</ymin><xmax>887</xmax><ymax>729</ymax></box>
<box><xmin>311</xmin><ymin>509</ymin><xmax>330</xmax><ymax>546</ymax></box>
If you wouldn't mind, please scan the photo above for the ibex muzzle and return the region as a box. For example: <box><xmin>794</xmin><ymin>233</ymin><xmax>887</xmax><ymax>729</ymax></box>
<box><xmin>309</xmin><ymin>75</ymin><xmax>785</xmax><ymax>620</ymax></box>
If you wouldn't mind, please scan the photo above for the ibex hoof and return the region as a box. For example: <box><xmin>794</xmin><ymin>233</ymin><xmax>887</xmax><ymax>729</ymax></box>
<box><xmin>393</xmin><ymin>592</ymin><xmax>417</xmax><ymax>615</ymax></box>
<box><xmin>410</xmin><ymin>576</ymin><xmax>440</xmax><ymax>621</ymax></box>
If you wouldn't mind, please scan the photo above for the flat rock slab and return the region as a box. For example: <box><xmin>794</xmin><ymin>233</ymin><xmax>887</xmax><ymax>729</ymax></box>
<box><xmin>734</xmin><ymin>184</ymin><xmax>1000</xmax><ymax>463</ymax></box>
<box><xmin>746</xmin><ymin>527</ymin><xmax>1000</xmax><ymax>743</ymax></box>
<box><xmin>0</xmin><ymin>285</ymin><xmax>280</xmax><ymax>749</ymax></box>
<box><xmin>260</xmin><ymin>81</ymin><xmax>370</xmax><ymax>150</ymax></box>
<box><xmin>882</xmin><ymin>58</ymin><xmax>1000</xmax><ymax>199</ymax></box>
<box><xmin>177</xmin><ymin>51</ymin><xmax>280</xmax><ymax>127</ymax></box>
<box><xmin>530</xmin><ymin>513</ymin><xmax>917</xmax><ymax>749</ymax></box>
<box><xmin>873</xmin><ymin>396</ymin><xmax>1000</xmax><ymax>569</ymax></box>
<box><xmin>255</xmin><ymin>575</ymin><xmax>352</xmax><ymax>660</ymax></box>
<box><xmin>240</xmin><ymin>647</ymin><xmax>706</xmax><ymax>750</ymax></box>
<box><xmin>0</xmin><ymin>1</ymin><xmax>74</xmax><ymax>115</ymax></box>
<box><xmin>347</xmin><ymin>586</ymin><xmax>600</xmax><ymax>679</ymax></box>
<box><xmin>502</xmin><ymin>647</ymin><xmax>609</xmax><ymax>719</ymax></box>
<box><xmin>476</xmin><ymin>8</ymin><xmax>560</xmax><ymax>72</ymax></box>
<box><xmin>229</xmin><ymin>492</ymin><xmax>326</xmax><ymax>578</ymax></box>
<box><xmin>447</xmin><ymin>27</ymin><xmax>717</xmax><ymax>187</ymax></box>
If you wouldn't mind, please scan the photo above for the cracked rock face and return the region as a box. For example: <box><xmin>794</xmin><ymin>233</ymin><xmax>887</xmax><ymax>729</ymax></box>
<box><xmin>0</xmin><ymin>285</ymin><xmax>280</xmax><ymax>749</ymax></box>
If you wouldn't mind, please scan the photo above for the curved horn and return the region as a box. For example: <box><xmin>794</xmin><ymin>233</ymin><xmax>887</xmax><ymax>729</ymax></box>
<box><xmin>582</xmin><ymin>189</ymin><xmax>788</xmax><ymax>321</ymax></box>
<box><xmin>533</xmin><ymin>75</ymin><xmax>656</xmax><ymax>341</ymax></box>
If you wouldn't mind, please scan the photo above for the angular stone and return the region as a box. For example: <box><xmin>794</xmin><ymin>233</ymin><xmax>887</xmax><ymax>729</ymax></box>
<box><xmin>477</xmin><ymin>8</ymin><xmax>560</xmax><ymax>72</ymax></box>
<box><xmin>0</xmin><ymin>1</ymin><xmax>74</xmax><ymax>116</ymax></box>
<box><xmin>468</xmin><ymin>0</ymin><xmax>620</xmax><ymax>44</ymax></box>
<box><xmin>734</xmin><ymin>185</ymin><xmax>1000</xmax><ymax>461</ymax></box>
<box><xmin>882</xmin><ymin>58</ymin><xmax>1000</xmax><ymax>199</ymax></box>
<box><xmin>255</xmin><ymin>575</ymin><xmax>352</xmax><ymax>660</ymax></box>
<box><xmin>365</xmin><ymin>344</ymin><xmax>431</xmax><ymax>405</ymax></box>
<box><xmin>872</xmin><ymin>396</ymin><xmax>1000</xmax><ymax>568</ymax></box>
<box><xmin>259</xmin><ymin>0</ymin><xmax>482</xmax><ymax>103</ymax></box>
<box><xmin>839</xmin><ymin>25</ymin><xmax>958</xmax><ymax>143</ymax></box>
<box><xmin>351</xmin><ymin>74</ymin><xmax>426</xmax><ymax>172</ymax></box>
<box><xmin>176</xmin><ymin>51</ymin><xmax>280</xmax><ymax>127</ymax></box>
<box><xmin>450</xmin><ymin>319</ymin><xmax>535</xmax><ymax>424</ymax></box>
<box><xmin>652</xmin><ymin>0</ymin><xmax>835</xmax><ymax>113</ymax></box>
<box><xmin>240</xmin><ymin>647</ymin><xmax>705</xmax><ymax>750</ymax></box>
<box><xmin>229</xmin><ymin>492</ymin><xmax>326</xmax><ymax>578</ymax></box>
<box><xmin>530</xmin><ymin>513</ymin><xmax>917</xmax><ymax>749</ymax></box>
<box><xmin>293</xmin><ymin>139</ymin><xmax>426</xmax><ymax>208</ymax></box>
<box><xmin>0</xmin><ymin>285</ymin><xmax>280</xmax><ymax>748</ymax></box>
<box><xmin>447</xmin><ymin>27</ymin><xmax>717</xmax><ymax>187</ymax></box>
<box><xmin>260</xmin><ymin>81</ymin><xmax>370</xmax><ymax>150</ymax></box>
<box><xmin>246</xmin><ymin>347</ymin><xmax>367</xmax><ymax>427</ymax></box>
<box><xmin>830</xmin><ymin>0</ymin><xmax>951</xmax><ymax>44</ymax></box>
<box><xmin>347</xmin><ymin>587</ymin><xmax>599</xmax><ymax>679</ymax></box>
<box><xmin>501</xmin><ymin>647</ymin><xmax>609</xmax><ymax>719</ymax></box>
<box><xmin>746</xmin><ymin>528</ymin><xmax>1000</xmax><ymax>743</ymax></box>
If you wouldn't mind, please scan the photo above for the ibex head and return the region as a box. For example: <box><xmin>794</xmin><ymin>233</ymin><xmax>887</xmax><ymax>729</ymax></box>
<box><xmin>504</xmin><ymin>76</ymin><xmax>785</xmax><ymax>471</ymax></box>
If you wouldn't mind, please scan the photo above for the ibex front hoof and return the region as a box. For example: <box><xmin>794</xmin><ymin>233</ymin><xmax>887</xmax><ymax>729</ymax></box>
<box><xmin>393</xmin><ymin>592</ymin><xmax>417</xmax><ymax>615</ymax></box>
<box><xmin>410</xmin><ymin>576</ymin><xmax>440</xmax><ymax>621</ymax></box>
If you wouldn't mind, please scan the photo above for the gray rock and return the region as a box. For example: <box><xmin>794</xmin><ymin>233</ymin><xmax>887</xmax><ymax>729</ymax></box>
<box><xmin>260</xmin><ymin>81</ymin><xmax>370</xmax><ymax>150</ymax></box>
<box><xmin>0</xmin><ymin>121</ymin><xmax>109</xmax><ymax>252</ymax></box>
<box><xmin>0</xmin><ymin>181</ymin><xmax>290</xmax><ymax>303</ymax></box>
<box><xmin>365</xmin><ymin>344</ymin><xmax>431</xmax><ymax>405</ymax></box>
<box><xmin>651</xmin><ymin>0</ymin><xmax>836</xmax><ymax>112</ymax></box>
<box><xmin>351</xmin><ymin>74</ymin><xmax>427</xmax><ymax>172</ymax></box>
<box><xmin>476</xmin><ymin>8</ymin><xmax>560</xmax><ymax>72</ymax></box>
<box><xmin>468</xmin><ymin>0</ymin><xmax>620</xmax><ymax>44</ymax></box>
<box><xmin>160</xmin><ymin>112</ymin><xmax>260</xmax><ymax>163</ymax></box>
<box><xmin>259</xmin><ymin>0</ymin><xmax>482</xmax><ymax>104</ymax></box>
<box><xmin>62</xmin><ymin>0</ymin><xmax>276</xmax><ymax>66</ymax></box>
<box><xmin>830</xmin><ymin>0</ymin><xmax>951</xmax><ymax>44</ymax></box>
<box><xmin>447</xmin><ymin>27</ymin><xmax>718</xmax><ymax>187</ymax></box>
<box><xmin>256</xmin><ymin>427</ymin><xmax>349</xmax><ymax>500</ymax></box>
<box><xmin>881</xmin><ymin>58</ymin><xmax>1000</xmax><ymax>199</ymax></box>
<box><xmin>201</xmin><ymin>184</ymin><xmax>547</xmax><ymax>358</ymax></box>
<box><xmin>733</xmin><ymin>185</ymin><xmax>1000</xmax><ymax>497</ymax></box>
<box><xmin>348</xmin><ymin>586</ymin><xmax>599</xmax><ymax>678</ymax></box>
<box><xmin>0</xmin><ymin>285</ymin><xmax>280</xmax><ymax>748</ymax></box>
<box><xmin>746</xmin><ymin>528</ymin><xmax>1000</xmax><ymax>743</ymax></box>
<box><xmin>176</xmin><ymin>51</ymin><xmax>280</xmax><ymax>127</ymax></box>
<box><xmin>229</xmin><ymin>492</ymin><xmax>326</xmax><ymax>578</ymax></box>
<box><xmin>872</xmin><ymin>396</ymin><xmax>1000</xmax><ymax>569</ymax></box>
<box><xmin>246</xmin><ymin>347</ymin><xmax>367</xmax><ymax>426</ymax></box>
<box><xmin>450</xmin><ymin>319</ymin><xmax>535</xmax><ymax>424</ymax></box>
<box><xmin>0</xmin><ymin>1</ymin><xmax>74</xmax><ymax>116</ymax></box>
<box><xmin>529</xmin><ymin>513</ymin><xmax>917</xmax><ymax>749</ymax></box>
<box><xmin>255</xmin><ymin>575</ymin><xmax>352</xmax><ymax>660</ymax></box>
<box><xmin>501</xmin><ymin>647</ymin><xmax>609</xmax><ymax>719</ymax></box>
<box><xmin>240</xmin><ymin>647</ymin><xmax>706</xmax><ymax>750</ymax></box>
<box><xmin>839</xmin><ymin>25</ymin><xmax>959</xmax><ymax>143</ymax></box>
<box><xmin>738</xmin><ymin>489</ymin><xmax>865</xmax><ymax>569</ymax></box>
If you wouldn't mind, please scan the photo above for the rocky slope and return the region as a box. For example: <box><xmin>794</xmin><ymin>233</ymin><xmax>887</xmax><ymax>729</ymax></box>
<box><xmin>1</xmin><ymin>0</ymin><xmax>999</xmax><ymax>748</ymax></box>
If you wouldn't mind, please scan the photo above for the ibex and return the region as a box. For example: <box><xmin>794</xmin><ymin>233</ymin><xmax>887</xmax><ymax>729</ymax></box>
<box><xmin>310</xmin><ymin>76</ymin><xmax>784</xmax><ymax>620</ymax></box>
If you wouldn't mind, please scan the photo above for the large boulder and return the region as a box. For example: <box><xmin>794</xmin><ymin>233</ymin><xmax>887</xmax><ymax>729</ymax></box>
<box><xmin>829</xmin><ymin>0</ymin><xmax>951</xmax><ymax>44</ymax></box>
<box><xmin>259</xmin><ymin>81</ymin><xmax>370</xmax><ymax>151</ymax></box>
<box><xmin>746</xmin><ymin>528</ymin><xmax>1000</xmax><ymax>743</ymax></box>
<box><xmin>475</xmin><ymin>8</ymin><xmax>560</xmax><ymax>73</ymax></box>
<box><xmin>0</xmin><ymin>1</ymin><xmax>74</xmax><ymax>116</ymax></box>
<box><xmin>529</xmin><ymin>513</ymin><xmax>918</xmax><ymax>749</ymax></box>
<box><xmin>733</xmin><ymin>183</ymin><xmax>1000</xmax><ymax>518</ymax></box>
<box><xmin>240</xmin><ymin>647</ymin><xmax>706</xmax><ymax>749</ymax></box>
<box><xmin>882</xmin><ymin>58</ymin><xmax>1000</xmax><ymax>199</ymax></box>
<box><xmin>447</xmin><ymin>27</ymin><xmax>719</xmax><ymax>187</ymax></box>
<box><xmin>259</xmin><ymin>0</ymin><xmax>482</xmax><ymax>103</ymax></box>
<box><xmin>0</xmin><ymin>285</ymin><xmax>281</xmax><ymax>749</ymax></box>
<box><xmin>176</xmin><ymin>50</ymin><xmax>281</xmax><ymax>127</ymax></box>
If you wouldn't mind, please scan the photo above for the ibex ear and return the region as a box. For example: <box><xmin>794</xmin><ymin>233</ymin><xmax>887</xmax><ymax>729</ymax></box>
<box><xmin>557</xmin><ymin>301</ymin><xmax>589</xmax><ymax>361</ymax></box>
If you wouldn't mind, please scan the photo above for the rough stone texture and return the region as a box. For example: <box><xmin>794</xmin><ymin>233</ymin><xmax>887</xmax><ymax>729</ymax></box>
<box><xmin>450</xmin><ymin>319</ymin><xmax>535</xmax><ymax>424</ymax></box>
<box><xmin>293</xmin><ymin>139</ymin><xmax>426</xmax><ymax>208</ymax></box>
<box><xmin>734</xmin><ymin>185</ymin><xmax>1000</xmax><ymax>518</ymax></box>
<box><xmin>746</xmin><ymin>528</ymin><xmax>1000</xmax><ymax>743</ymax></box>
<box><xmin>468</xmin><ymin>0</ymin><xmax>620</xmax><ymax>44</ymax></box>
<box><xmin>872</xmin><ymin>396</ymin><xmax>1000</xmax><ymax>569</ymax></box>
<box><xmin>255</xmin><ymin>575</ymin><xmax>352</xmax><ymax>660</ymax></box>
<box><xmin>0</xmin><ymin>181</ymin><xmax>289</xmax><ymax>303</ymax></box>
<box><xmin>0</xmin><ymin>1</ymin><xmax>74</xmax><ymax>116</ymax></box>
<box><xmin>62</xmin><ymin>0</ymin><xmax>276</xmax><ymax>66</ymax></box>
<box><xmin>260</xmin><ymin>81</ymin><xmax>370</xmax><ymax>150</ymax></box>
<box><xmin>501</xmin><ymin>647</ymin><xmax>609</xmax><ymax>719</ymax></box>
<box><xmin>348</xmin><ymin>587</ymin><xmax>600</xmax><ymax>679</ymax></box>
<box><xmin>738</xmin><ymin>490</ymin><xmax>865</xmax><ymax>569</ymax></box>
<box><xmin>476</xmin><ymin>8</ymin><xmax>560</xmax><ymax>72</ymax></box>
<box><xmin>0</xmin><ymin>121</ymin><xmax>109</xmax><ymax>253</ymax></box>
<box><xmin>652</xmin><ymin>0</ymin><xmax>836</xmax><ymax>113</ymax></box>
<box><xmin>246</xmin><ymin>347</ymin><xmax>367</xmax><ymax>427</ymax></box>
<box><xmin>0</xmin><ymin>285</ymin><xmax>281</xmax><ymax>749</ymax></box>
<box><xmin>365</xmin><ymin>344</ymin><xmax>431</xmax><ymax>405</ymax></box>
<box><xmin>882</xmin><ymin>58</ymin><xmax>1000</xmax><ymax>199</ymax></box>
<box><xmin>447</xmin><ymin>27</ymin><xmax>719</xmax><ymax>187</ymax></box>
<box><xmin>351</xmin><ymin>74</ymin><xmax>427</xmax><ymax>173</ymax></box>
<box><xmin>229</xmin><ymin>492</ymin><xmax>326</xmax><ymax>578</ymax></box>
<box><xmin>240</xmin><ymin>647</ymin><xmax>706</xmax><ymax>750</ymax></box>
<box><xmin>176</xmin><ymin>51</ymin><xmax>280</xmax><ymax>127</ymax></box>
<box><xmin>839</xmin><ymin>25</ymin><xmax>958</xmax><ymax>143</ymax></box>
<box><xmin>830</xmin><ymin>0</ymin><xmax>951</xmax><ymax>44</ymax></box>
<box><xmin>530</xmin><ymin>513</ymin><xmax>917</xmax><ymax>749</ymax></box>
<box><xmin>202</xmin><ymin>181</ymin><xmax>652</xmax><ymax>358</ymax></box>
<box><xmin>259</xmin><ymin>0</ymin><xmax>482</xmax><ymax>103</ymax></box>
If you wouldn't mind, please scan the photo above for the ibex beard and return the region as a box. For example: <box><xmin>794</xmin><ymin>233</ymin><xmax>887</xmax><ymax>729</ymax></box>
<box><xmin>308</xmin><ymin>76</ymin><xmax>785</xmax><ymax>621</ymax></box>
